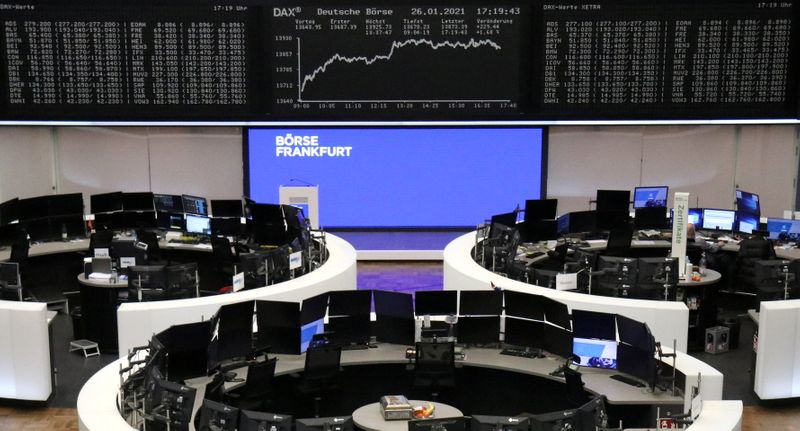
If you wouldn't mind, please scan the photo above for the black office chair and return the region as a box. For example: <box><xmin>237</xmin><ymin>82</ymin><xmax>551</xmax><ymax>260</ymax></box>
<box><xmin>211</xmin><ymin>236</ymin><xmax>239</xmax><ymax>289</ymax></box>
<box><xmin>89</xmin><ymin>229</ymin><xmax>114</xmax><ymax>257</ymax></box>
<box><xmin>655</xmin><ymin>342</ymin><xmax>677</xmax><ymax>393</ymax></box>
<box><xmin>563</xmin><ymin>368</ymin><xmax>590</xmax><ymax>407</ymax></box>
<box><xmin>413</xmin><ymin>341</ymin><xmax>456</xmax><ymax>402</ymax></box>
<box><xmin>605</xmin><ymin>228</ymin><xmax>633</xmax><ymax>257</ymax></box>
<box><xmin>135</xmin><ymin>229</ymin><xmax>164</xmax><ymax>264</ymax></box>
<box><xmin>223</xmin><ymin>357</ymin><xmax>277</xmax><ymax>411</ymax></box>
<box><xmin>736</xmin><ymin>238</ymin><xmax>776</xmax><ymax>294</ymax></box>
<box><xmin>295</xmin><ymin>345</ymin><xmax>342</xmax><ymax>417</ymax></box>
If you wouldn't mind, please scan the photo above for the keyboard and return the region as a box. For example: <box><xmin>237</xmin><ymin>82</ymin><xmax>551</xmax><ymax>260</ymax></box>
<box><xmin>610</xmin><ymin>374</ymin><xmax>645</xmax><ymax>387</ymax></box>
<box><xmin>168</xmin><ymin>237</ymin><xmax>205</xmax><ymax>245</ymax></box>
<box><xmin>500</xmin><ymin>348</ymin><xmax>544</xmax><ymax>359</ymax></box>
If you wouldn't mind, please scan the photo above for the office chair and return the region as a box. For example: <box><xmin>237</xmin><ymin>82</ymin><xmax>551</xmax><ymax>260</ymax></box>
<box><xmin>605</xmin><ymin>228</ymin><xmax>633</xmax><ymax>257</ymax></box>
<box><xmin>223</xmin><ymin>357</ymin><xmax>277</xmax><ymax>411</ymax></box>
<box><xmin>736</xmin><ymin>238</ymin><xmax>776</xmax><ymax>294</ymax></box>
<box><xmin>0</xmin><ymin>262</ymin><xmax>25</xmax><ymax>301</ymax></box>
<box><xmin>413</xmin><ymin>341</ymin><xmax>456</xmax><ymax>402</ymax></box>
<box><xmin>135</xmin><ymin>229</ymin><xmax>164</xmax><ymax>264</ymax></box>
<box><xmin>88</xmin><ymin>229</ymin><xmax>114</xmax><ymax>257</ymax></box>
<box><xmin>210</xmin><ymin>236</ymin><xmax>240</xmax><ymax>292</ymax></box>
<box><xmin>563</xmin><ymin>368</ymin><xmax>590</xmax><ymax>407</ymax></box>
<box><xmin>295</xmin><ymin>345</ymin><xmax>342</xmax><ymax>417</ymax></box>
<box><xmin>655</xmin><ymin>342</ymin><xmax>677</xmax><ymax>394</ymax></box>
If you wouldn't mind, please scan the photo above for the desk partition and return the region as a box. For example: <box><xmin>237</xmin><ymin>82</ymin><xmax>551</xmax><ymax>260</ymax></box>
<box><xmin>754</xmin><ymin>299</ymin><xmax>800</xmax><ymax>399</ymax></box>
<box><xmin>116</xmin><ymin>234</ymin><xmax>357</xmax><ymax>357</ymax></box>
<box><xmin>444</xmin><ymin>232</ymin><xmax>690</xmax><ymax>352</ymax></box>
<box><xmin>0</xmin><ymin>301</ymin><xmax>51</xmax><ymax>401</ymax></box>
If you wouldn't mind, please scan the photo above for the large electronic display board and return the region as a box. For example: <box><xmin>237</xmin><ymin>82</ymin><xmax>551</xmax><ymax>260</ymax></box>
<box><xmin>0</xmin><ymin>0</ymin><xmax>798</xmax><ymax>122</ymax></box>
<box><xmin>246</xmin><ymin>127</ymin><xmax>545</xmax><ymax>227</ymax></box>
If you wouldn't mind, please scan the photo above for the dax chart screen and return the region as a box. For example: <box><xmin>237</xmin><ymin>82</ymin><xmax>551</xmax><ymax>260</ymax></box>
<box><xmin>269</xmin><ymin>4</ymin><xmax>529</xmax><ymax>118</ymax></box>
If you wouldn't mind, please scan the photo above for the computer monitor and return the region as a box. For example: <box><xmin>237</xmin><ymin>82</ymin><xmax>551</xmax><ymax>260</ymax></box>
<box><xmin>148</xmin><ymin>378</ymin><xmax>197</xmax><ymax>430</ymax></box>
<box><xmin>122</xmin><ymin>192</ymin><xmax>155</xmax><ymax>212</ymax></box>
<box><xmin>701</xmin><ymin>208</ymin><xmax>735</xmax><ymax>231</ymax></box>
<box><xmin>615</xmin><ymin>315</ymin><xmax>650</xmax><ymax>347</ymax></box>
<box><xmin>633</xmin><ymin>186</ymin><xmax>668</xmax><ymax>209</ymax></box>
<box><xmin>51</xmin><ymin>214</ymin><xmax>87</xmax><ymax>239</ymax></box>
<box><xmin>489</xmin><ymin>211</ymin><xmax>518</xmax><ymax>238</ymax></box>
<box><xmin>523</xmin><ymin>219</ymin><xmax>558</xmax><ymax>242</ymax></box>
<box><xmin>567</xmin><ymin>210</ymin><xmax>597</xmax><ymax>234</ymax></box>
<box><xmin>239</xmin><ymin>251</ymin><xmax>270</xmax><ymax>290</ymax></box>
<box><xmin>736</xmin><ymin>210</ymin><xmax>759</xmax><ymax>234</ymax></box>
<box><xmin>153</xmin><ymin>194</ymin><xmax>184</xmax><ymax>213</ymax></box>
<box><xmin>470</xmin><ymin>415</ymin><xmax>530</xmax><ymax>431</ymax></box>
<box><xmin>456</xmin><ymin>316</ymin><xmax>500</xmax><ymax>345</ymax></box>
<box><xmin>196</xmin><ymin>399</ymin><xmax>239</xmax><ymax>431</ymax></box>
<box><xmin>127</xmin><ymin>265</ymin><xmax>166</xmax><ymax>289</ymax></box>
<box><xmin>0</xmin><ymin>262</ymin><xmax>20</xmax><ymax>287</ymax></box>
<box><xmin>596</xmin><ymin>210</ymin><xmax>630</xmax><ymax>231</ymax></box>
<box><xmin>541</xmin><ymin>297</ymin><xmax>571</xmax><ymax>330</ymax></box>
<box><xmin>181</xmin><ymin>194</ymin><xmax>208</xmax><ymax>216</ymax></box>
<box><xmin>524</xmin><ymin>199</ymin><xmax>557</xmax><ymax>221</ymax></box>
<box><xmin>295</xmin><ymin>416</ymin><xmax>353</xmax><ymax>431</ymax></box>
<box><xmin>208</xmin><ymin>300</ymin><xmax>255</xmax><ymax>370</ymax></box>
<box><xmin>373</xmin><ymin>290</ymin><xmax>415</xmax><ymax>345</ymax></box>
<box><xmin>327</xmin><ymin>315</ymin><xmax>371</xmax><ymax>347</ymax></box>
<box><xmin>300</xmin><ymin>293</ymin><xmax>328</xmax><ymax>353</ymax></box>
<box><xmin>596</xmin><ymin>190</ymin><xmax>630</xmax><ymax>212</ymax></box>
<box><xmin>408</xmin><ymin>417</ymin><xmax>465</xmax><ymax>431</ymax></box>
<box><xmin>91</xmin><ymin>191</ymin><xmax>123</xmax><ymax>214</ymax></box>
<box><xmin>503</xmin><ymin>317</ymin><xmax>545</xmax><ymax>350</ymax></box>
<box><xmin>415</xmin><ymin>290</ymin><xmax>457</xmax><ymax>316</ymax></box>
<box><xmin>544</xmin><ymin>324</ymin><xmax>574</xmax><ymax>358</ymax></box>
<box><xmin>239</xmin><ymin>410</ymin><xmax>293</xmax><ymax>431</ymax></box>
<box><xmin>573</xmin><ymin>337</ymin><xmax>617</xmax><ymax>369</ymax></box>
<box><xmin>503</xmin><ymin>290</ymin><xmax>545</xmax><ymax>320</ymax></box>
<box><xmin>185</xmin><ymin>214</ymin><xmax>211</xmax><ymax>235</ymax></box>
<box><xmin>634</xmin><ymin>207</ymin><xmax>669</xmax><ymax>230</ymax></box>
<box><xmin>572</xmin><ymin>309</ymin><xmax>616</xmax><ymax>341</ymax></box>
<box><xmin>328</xmin><ymin>290</ymin><xmax>372</xmax><ymax>316</ymax></box>
<box><xmin>211</xmin><ymin>199</ymin><xmax>244</xmax><ymax>218</ymax></box>
<box><xmin>597</xmin><ymin>256</ymin><xmax>638</xmax><ymax>288</ymax></box>
<box><xmin>617</xmin><ymin>341</ymin><xmax>657</xmax><ymax>389</ymax></box>
<box><xmin>735</xmin><ymin>189</ymin><xmax>760</xmax><ymax>217</ymax></box>
<box><xmin>576</xmin><ymin>396</ymin><xmax>608</xmax><ymax>431</ymax></box>
<box><xmin>767</xmin><ymin>218</ymin><xmax>800</xmax><ymax>241</ymax></box>
<box><xmin>211</xmin><ymin>217</ymin><xmax>243</xmax><ymax>237</ymax></box>
<box><xmin>164</xmin><ymin>263</ymin><xmax>198</xmax><ymax>299</ymax></box>
<box><xmin>17</xmin><ymin>196</ymin><xmax>49</xmax><ymax>222</ymax></box>
<box><xmin>157</xmin><ymin>212</ymin><xmax>185</xmax><ymax>231</ymax></box>
<box><xmin>255</xmin><ymin>300</ymin><xmax>301</xmax><ymax>354</ymax></box>
<box><xmin>459</xmin><ymin>290</ymin><xmax>503</xmax><ymax>316</ymax></box>
<box><xmin>687</xmin><ymin>208</ymin><xmax>703</xmax><ymax>226</ymax></box>
<box><xmin>636</xmin><ymin>257</ymin><xmax>679</xmax><ymax>300</ymax></box>
<box><xmin>49</xmin><ymin>193</ymin><xmax>84</xmax><ymax>216</ymax></box>
<box><xmin>157</xmin><ymin>321</ymin><xmax>211</xmax><ymax>382</ymax></box>
<box><xmin>0</xmin><ymin>198</ymin><xmax>19</xmax><ymax>226</ymax></box>
<box><xmin>248</xmin><ymin>203</ymin><xmax>288</xmax><ymax>245</ymax></box>
<box><xmin>529</xmin><ymin>409</ymin><xmax>577</xmax><ymax>431</ymax></box>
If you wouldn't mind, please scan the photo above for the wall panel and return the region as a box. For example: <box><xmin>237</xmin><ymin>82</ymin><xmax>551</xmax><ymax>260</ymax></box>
<box><xmin>0</xmin><ymin>127</ymin><xmax>54</xmax><ymax>201</ymax></box>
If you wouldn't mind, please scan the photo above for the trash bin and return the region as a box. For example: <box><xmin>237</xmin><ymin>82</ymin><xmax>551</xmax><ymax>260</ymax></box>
<box><xmin>720</xmin><ymin>317</ymin><xmax>741</xmax><ymax>349</ymax></box>
<box><xmin>71</xmin><ymin>306</ymin><xmax>85</xmax><ymax>340</ymax></box>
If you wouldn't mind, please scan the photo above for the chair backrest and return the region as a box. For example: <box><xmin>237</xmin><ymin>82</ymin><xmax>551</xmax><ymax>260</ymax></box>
<box><xmin>605</xmin><ymin>228</ymin><xmax>633</xmax><ymax>257</ymax></box>
<box><xmin>9</xmin><ymin>238</ymin><xmax>29</xmax><ymax>266</ymax></box>
<box><xmin>136</xmin><ymin>229</ymin><xmax>161</xmax><ymax>261</ymax></box>
<box><xmin>211</xmin><ymin>236</ymin><xmax>236</xmax><ymax>267</ymax></box>
<box><xmin>89</xmin><ymin>230</ymin><xmax>114</xmax><ymax>256</ymax></box>
<box><xmin>415</xmin><ymin>341</ymin><xmax>455</xmax><ymax>370</ymax></box>
<box><xmin>246</xmin><ymin>357</ymin><xmax>277</xmax><ymax>387</ymax></box>
<box><xmin>563</xmin><ymin>368</ymin><xmax>588</xmax><ymax>407</ymax></box>
<box><xmin>738</xmin><ymin>238</ymin><xmax>775</xmax><ymax>260</ymax></box>
<box><xmin>304</xmin><ymin>345</ymin><xmax>341</xmax><ymax>381</ymax></box>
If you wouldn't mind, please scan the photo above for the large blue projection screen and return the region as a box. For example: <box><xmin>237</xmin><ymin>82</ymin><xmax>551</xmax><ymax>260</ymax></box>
<box><xmin>246</xmin><ymin>128</ymin><xmax>544</xmax><ymax>228</ymax></box>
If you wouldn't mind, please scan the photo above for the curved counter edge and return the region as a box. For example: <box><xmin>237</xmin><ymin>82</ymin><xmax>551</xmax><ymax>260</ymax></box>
<box><xmin>754</xmin><ymin>299</ymin><xmax>800</xmax><ymax>400</ymax></box>
<box><xmin>443</xmin><ymin>232</ymin><xmax>690</xmax><ymax>352</ymax></box>
<box><xmin>0</xmin><ymin>301</ymin><xmax>51</xmax><ymax>401</ymax></box>
<box><xmin>116</xmin><ymin>234</ymin><xmax>357</xmax><ymax>357</ymax></box>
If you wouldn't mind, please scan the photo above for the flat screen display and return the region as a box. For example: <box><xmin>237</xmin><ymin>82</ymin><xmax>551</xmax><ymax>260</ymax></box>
<box><xmin>633</xmin><ymin>186</ymin><xmax>668</xmax><ymax>208</ymax></box>
<box><xmin>246</xmin><ymin>127</ymin><xmax>545</xmax><ymax>227</ymax></box>
<box><xmin>186</xmin><ymin>214</ymin><xmax>211</xmax><ymax>235</ymax></box>
<box><xmin>767</xmin><ymin>218</ymin><xmax>800</xmax><ymax>241</ymax></box>
<box><xmin>701</xmin><ymin>209</ymin><xmax>735</xmax><ymax>231</ymax></box>
<box><xmin>736</xmin><ymin>190</ymin><xmax>760</xmax><ymax>215</ymax></box>
<box><xmin>573</xmin><ymin>337</ymin><xmax>617</xmax><ymax>369</ymax></box>
<box><xmin>299</xmin><ymin>318</ymin><xmax>325</xmax><ymax>353</ymax></box>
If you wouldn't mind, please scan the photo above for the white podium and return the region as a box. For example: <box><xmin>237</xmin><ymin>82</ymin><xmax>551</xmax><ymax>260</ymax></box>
<box><xmin>279</xmin><ymin>185</ymin><xmax>319</xmax><ymax>229</ymax></box>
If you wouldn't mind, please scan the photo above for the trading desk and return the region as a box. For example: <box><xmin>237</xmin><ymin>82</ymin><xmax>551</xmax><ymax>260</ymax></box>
<box><xmin>78</xmin><ymin>342</ymin><xmax>733</xmax><ymax>431</ymax></box>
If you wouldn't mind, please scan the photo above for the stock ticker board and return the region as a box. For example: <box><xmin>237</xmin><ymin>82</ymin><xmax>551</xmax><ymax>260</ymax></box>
<box><xmin>0</xmin><ymin>0</ymin><xmax>797</xmax><ymax>121</ymax></box>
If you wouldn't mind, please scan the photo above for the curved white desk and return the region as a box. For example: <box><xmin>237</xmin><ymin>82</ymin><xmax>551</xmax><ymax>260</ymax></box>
<box><xmin>78</xmin><ymin>343</ymin><xmax>731</xmax><ymax>431</ymax></box>
<box><xmin>444</xmin><ymin>232</ymin><xmax>690</xmax><ymax>352</ymax></box>
<box><xmin>116</xmin><ymin>234</ymin><xmax>357</xmax><ymax>357</ymax></box>
<box><xmin>0</xmin><ymin>301</ymin><xmax>52</xmax><ymax>401</ymax></box>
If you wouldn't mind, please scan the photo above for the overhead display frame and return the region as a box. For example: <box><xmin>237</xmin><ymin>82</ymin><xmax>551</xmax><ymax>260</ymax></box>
<box><xmin>0</xmin><ymin>0</ymin><xmax>798</xmax><ymax>123</ymax></box>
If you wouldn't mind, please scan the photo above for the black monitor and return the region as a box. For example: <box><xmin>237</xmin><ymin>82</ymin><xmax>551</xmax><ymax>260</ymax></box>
<box><xmin>49</xmin><ymin>193</ymin><xmax>84</xmax><ymax>216</ymax></box>
<box><xmin>408</xmin><ymin>417</ymin><xmax>465</xmax><ymax>431</ymax></box>
<box><xmin>489</xmin><ymin>211</ymin><xmax>518</xmax><ymax>238</ymax></box>
<box><xmin>456</xmin><ymin>316</ymin><xmax>500</xmax><ymax>345</ymax></box>
<box><xmin>596</xmin><ymin>210</ymin><xmax>630</xmax><ymax>231</ymax></box>
<box><xmin>541</xmin><ymin>297</ymin><xmax>570</xmax><ymax>330</ymax></box>
<box><xmin>523</xmin><ymin>219</ymin><xmax>558</xmax><ymax>242</ymax></box>
<box><xmin>576</xmin><ymin>396</ymin><xmax>608</xmax><ymax>431</ymax></box>
<box><xmin>248</xmin><ymin>203</ymin><xmax>288</xmax><ymax>245</ymax></box>
<box><xmin>615</xmin><ymin>315</ymin><xmax>650</xmax><ymax>347</ymax></box>
<box><xmin>0</xmin><ymin>198</ymin><xmax>19</xmax><ymax>225</ymax></box>
<box><xmin>503</xmin><ymin>290</ymin><xmax>545</xmax><ymax>320</ymax></box>
<box><xmin>459</xmin><ymin>290</ymin><xmax>503</xmax><ymax>316</ymax></box>
<box><xmin>164</xmin><ymin>263</ymin><xmax>198</xmax><ymax>298</ymax></box>
<box><xmin>503</xmin><ymin>317</ymin><xmax>544</xmax><ymax>350</ymax></box>
<box><xmin>524</xmin><ymin>199</ymin><xmax>557</xmax><ymax>221</ymax></box>
<box><xmin>572</xmin><ymin>310</ymin><xmax>616</xmax><ymax>341</ymax></box>
<box><xmin>373</xmin><ymin>290</ymin><xmax>415</xmax><ymax>345</ymax></box>
<box><xmin>50</xmin><ymin>214</ymin><xmax>87</xmax><ymax>238</ymax></box>
<box><xmin>701</xmin><ymin>208</ymin><xmax>736</xmax><ymax>231</ymax></box>
<box><xmin>196</xmin><ymin>399</ymin><xmax>239</xmax><ymax>431</ymax></box>
<box><xmin>157</xmin><ymin>212</ymin><xmax>185</xmax><ymax>231</ymax></box>
<box><xmin>300</xmin><ymin>293</ymin><xmax>328</xmax><ymax>352</ymax></box>
<box><xmin>470</xmin><ymin>415</ymin><xmax>530</xmax><ymax>431</ymax></box>
<box><xmin>596</xmin><ymin>256</ymin><xmax>638</xmax><ymax>297</ymax></box>
<box><xmin>239</xmin><ymin>410</ymin><xmax>293</xmax><ymax>431</ymax></box>
<box><xmin>127</xmin><ymin>265</ymin><xmax>166</xmax><ymax>289</ymax></box>
<box><xmin>636</xmin><ymin>257</ymin><xmax>679</xmax><ymax>300</ymax></box>
<box><xmin>121</xmin><ymin>211</ymin><xmax>158</xmax><ymax>229</ymax></box>
<box><xmin>328</xmin><ymin>290</ymin><xmax>372</xmax><ymax>316</ymax></box>
<box><xmin>211</xmin><ymin>217</ymin><xmax>243</xmax><ymax>237</ymax></box>
<box><xmin>735</xmin><ymin>189</ymin><xmax>761</xmax><ymax>217</ymax></box>
<box><xmin>239</xmin><ymin>251</ymin><xmax>270</xmax><ymax>290</ymax></box>
<box><xmin>634</xmin><ymin>207</ymin><xmax>669</xmax><ymax>230</ymax></box>
<box><xmin>181</xmin><ymin>194</ymin><xmax>208</xmax><ymax>216</ymax></box>
<box><xmin>567</xmin><ymin>210</ymin><xmax>597</xmax><ymax>234</ymax></box>
<box><xmin>633</xmin><ymin>186</ymin><xmax>668</xmax><ymax>209</ymax></box>
<box><xmin>616</xmin><ymin>342</ymin><xmax>657</xmax><ymax>389</ymax></box>
<box><xmin>596</xmin><ymin>190</ymin><xmax>630</xmax><ymax>212</ymax></box>
<box><xmin>122</xmin><ymin>192</ymin><xmax>155</xmax><ymax>212</ymax></box>
<box><xmin>529</xmin><ymin>409</ymin><xmax>577</xmax><ymax>431</ymax></box>
<box><xmin>767</xmin><ymin>218</ymin><xmax>800</xmax><ymax>242</ymax></box>
<box><xmin>327</xmin><ymin>315</ymin><xmax>371</xmax><ymax>347</ymax></box>
<box><xmin>148</xmin><ymin>378</ymin><xmax>196</xmax><ymax>430</ymax></box>
<box><xmin>415</xmin><ymin>290</ymin><xmax>457</xmax><ymax>316</ymax></box>
<box><xmin>296</xmin><ymin>417</ymin><xmax>353</xmax><ymax>431</ymax></box>
<box><xmin>17</xmin><ymin>196</ymin><xmax>49</xmax><ymax>222</ymax></box>
<box><xmin>0</xmin><ymin>262</ymin><xmax>19</xmax><ymax>286</ymax></box>
<box><xmin>91</xmin><ymin>191</ymin><xmax>123</xmax><ymax>214</ymax></box>
<box><xmin>157</xmin><ymin>321</ymin><xmax>211</xmax><ymax>382</ymax></box>
<box><xmin>208</xmin><ymin>300</ymin><xmax>255</xmax><ymax>370</ymax></box>
<box><xmin>736</xmin><ymin>210</ymin><xmax>760</xmax><ymax>235</ymax></box>
<box><xmin>154</xmin><ymin>194</ymin><xmax>184</xmax><ymax>213</ymax></box>
<box><xmin>186</xmin><ymin>214</ymin><xmax>211</xmax><ymax>236</ymax></box>
<box><xmin>24</xmin><ymin>218</ymin><xmax>51</xmax><ymax>242</ymax></box>
<box><xmin>544</xmin><ymin>323</ymin><xmax>573</xmax><ymax>358</ymax></box>
<box><xmin>255</xmin><ymin>300</ymin><xmax>301</xmax><ymax>355</ymax></box>
<box><xmin>211</xmin><ymin>199</ymin><xmax>244</xmax><ymax>218</ymax></box>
